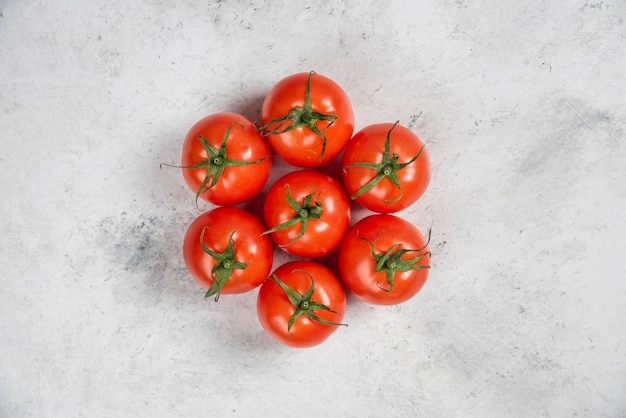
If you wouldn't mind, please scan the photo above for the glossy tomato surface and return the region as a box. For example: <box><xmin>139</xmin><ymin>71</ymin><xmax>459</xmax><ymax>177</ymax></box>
<box><xmin>183</xmin><ymin>206</ymin><xmax>274</xmax><ymax>299</ymax></box>
<box><xmin>341</xmin><ymin>122</ymin><xmax>430</xmax><ymax>213</ymax></box>
<box><xmin>338</xmin><ymin>214</ymin><xmax>430</xmax><ymax>305</ymax></box>
<box><xmin>257</xmin><ymin>261</ymin><xmax>347</xmax><ymax>348</ymax></box>
<box><xmin>263</xmin><ymin>170</ymin><xmax>350</xmax><ymax>257</ymax></box>
<box><xmin>181</xmin><ymin>112</ymin><xmax>271</xmax><ymax>206</ymax></box>
<box><xmin>260</xmin><ymin>72</ymin><xmax>354</xmax><ymax>167</ymax></box>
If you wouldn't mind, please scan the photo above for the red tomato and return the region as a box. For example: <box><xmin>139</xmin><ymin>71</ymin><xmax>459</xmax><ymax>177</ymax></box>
<box><xmin>178</xmin><ymin>112</ymin><xmax>272</xmax><ymax>206</ymax></box>
<box><xmin>262</xmin><ymin>170</ymin><xmax>350</xmax><ymax>257</ymax></box>
<box><xmin>257</xmin><ymin>261</ymin><xmax>347</xmax><ymax>348</ymax></box>
<box><xmin>183</xmin><ymin>206</ymin><xmax>274</xmax><ymax>301</ymax></box>
<box><xmin>338</xmin><ymin>214</ymin><xmax>430</xmax><ymax>305</ymax></box>
<box><xmin>341</xmin><ymin>121</ymin><xmax>430</xmax><ymax>213</ymax></box>
<box><xmin>258</xmin><ymin>71</ymin><xmax>354</xmax><ymax>167</ymax></box>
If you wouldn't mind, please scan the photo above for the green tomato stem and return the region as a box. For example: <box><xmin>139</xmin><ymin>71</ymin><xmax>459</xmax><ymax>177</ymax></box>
<box><xmin>269</xmin><ymin>271</ymin><xmax>347</xmax><ymax>335</ymax></box>
<box><xmin>256</xmin><ymin>71</ymin><xmax>338</xmax><ymax>162</ymax></box>
<box><xmin>200</xmin><ymin>228</ymin><xmax>248</xmax><ymax>302</ymax></box>
<box><xmin>160</xmin><ymin>121</ymin><xmax>268</xmax><ymax>210</ymax></box>
<box><xmin>358</xmin><ymin>229</ymin><xmax>431</xmax><ymax>293</ymax></box>
<box><xmin>261</xmin><ymin>185</ymin><xmax>323</xmax><ymax>247</ymax></box>
<box><xmin>343</xmin><ymin>121</ymin><xmax>426</xmax><ymax>204</ymax></box>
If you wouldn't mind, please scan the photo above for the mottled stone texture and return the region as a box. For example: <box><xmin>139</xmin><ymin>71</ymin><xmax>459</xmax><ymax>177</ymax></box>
<box><xmin>1</xmin><ymin>1</ymin><xmax>625</xmax><ymax>417</ymax></box>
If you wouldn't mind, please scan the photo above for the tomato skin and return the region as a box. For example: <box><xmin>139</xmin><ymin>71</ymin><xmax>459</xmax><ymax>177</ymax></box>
<box><xmin>338</xmin><ymin>214</ymin><xmax>430</xmax><ymax>305</ymax></box>
<box><xmin>341</xmin><ymin>123</ymin><xmax>431</xmax><ymax>213</ymax></box>
<box><xmin>181</xmin><ymin>112</ymin><xmax>272</xmax><ymax>206</ymax></box>
<box><xmin>261</xmin><ymin>72</ymin><xmax>354</xmax><ymax>167</ymax></box>
<box><xmin>183</xmin><ymin>206</ymin><xmax>273</xmax><ymax>296</ymax></box>
<box><xmin>257</xmin><ymin>261</ymin><xmax>347</xmax><ymax>348</ymax></box>
<box><xmin>263</xmin><ymin>170</ymin><xmax>350</xmax><ymax>258</ymax></box>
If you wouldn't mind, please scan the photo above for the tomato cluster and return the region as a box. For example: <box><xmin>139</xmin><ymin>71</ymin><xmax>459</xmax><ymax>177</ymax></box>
<box><xmin>167</xmin><ymin>71</ymin><xmax>432</xmax><ymax>348</ymax></box>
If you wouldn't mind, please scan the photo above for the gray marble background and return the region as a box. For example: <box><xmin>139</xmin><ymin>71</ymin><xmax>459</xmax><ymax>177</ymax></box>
<box><xmin>1</xmin><ymin>1</ymin><xmax>625</xmax><ymax>417</ymax></box>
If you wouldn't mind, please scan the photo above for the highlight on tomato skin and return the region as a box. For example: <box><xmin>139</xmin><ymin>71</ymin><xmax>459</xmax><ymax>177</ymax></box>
<box><xmin>178</xmin><ymin>112</ymin><xmax>272</xmax><ymax>207</ymax></box>
<box><xmin>341</xmin><ymin>122</ymin><xmax>431</xmax><ymax>213</ymax></box>
<box><xmin>338</xmin><ymin>214</ymin><xmax>431</xmax><ymax>306</ymax></box>
<box><xmin>256</xmin><ymin>261</ymin><xmax>348</xmax><ymax>348</ymax></box>
<box><xmin>182</xmin><ymin>206</ymin><xmax>274</xmax><ymax>302</ymax></box>
<box><xmin>258</xmin><ymin>71</ymin><xmax>354</xmax><ymax>168</ymax></box>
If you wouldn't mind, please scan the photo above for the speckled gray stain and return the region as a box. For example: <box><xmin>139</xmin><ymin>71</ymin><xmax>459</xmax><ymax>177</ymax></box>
<box><xmin>89</xmin><ymin>211</ymin><xmax>192</xmax><ymax>304</ymax></box>
<box><xmin>112</xmin><ymin>214</ymin><xmax>166</xmax><ymax>272</ymax></box>
<box><xmin>522</xmin><ymin>99</ymin><xmax>614</xmax><ymax>165</ymax></box>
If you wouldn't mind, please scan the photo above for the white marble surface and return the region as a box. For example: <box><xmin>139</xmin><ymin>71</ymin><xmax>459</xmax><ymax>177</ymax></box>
<box><xmin>1</xmin><ymin>1</ymin><xmax>625</xmax><ymax>417</ymax></box>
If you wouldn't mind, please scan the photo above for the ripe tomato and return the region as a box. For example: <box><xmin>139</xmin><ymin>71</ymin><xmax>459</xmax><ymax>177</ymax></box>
<box><xmin>338</xmin><ymin>214</ymin><xmax>430</xmax><ymax>305</ymax></box>
<box><xmin>262</xmin><ymin>170</ymin><xmax>350</xmax><ymax>258</ymax></box>
<box><xmin>257</xmin><ymin>261</ymin><xmax>347</xmax><ymax>348</ymax></box>
<box><xmin>341</xmin><ymin>121</ymin><xmax>430</xmax><ymax>213</ymax></box>
<box><xmin>258</xmin><ymin>71</ymin><xmax>354</xmax><ymax>167</ymax></box>
<box><xmin>183</xmin><ymin>206</ymin><xmax>274</xmax><ymax>301</ymax></box>
<box><xmin>177</xmin><ymin>112</ymin><xmax>272</xmax><ymax>206</ymax></box>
